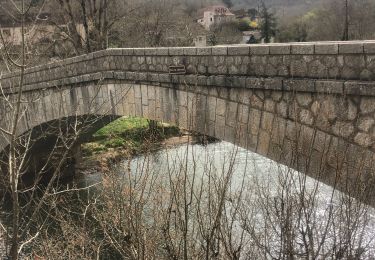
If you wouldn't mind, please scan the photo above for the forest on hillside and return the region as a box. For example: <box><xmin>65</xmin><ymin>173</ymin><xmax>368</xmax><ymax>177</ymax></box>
<box><xmin>230</xmin><ymin>0</ymin><xmax>323</xmax><ymax>16</ymax></box>
<box><xmin>187</xmin><ymin>0</ymin><xmax>322</xmax><ymax>16</ymax></box>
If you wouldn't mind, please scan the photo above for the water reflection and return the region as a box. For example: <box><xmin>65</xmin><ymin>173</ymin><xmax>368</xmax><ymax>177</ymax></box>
<box><xmin>2</xmin><ymin>141</ymin><xmax>374</xmax><ymax>258</ymax></box>
<box><xmin>77</xmin><ymin>141</ymin><xmax>375</xmax><ymax>257</ymax></box>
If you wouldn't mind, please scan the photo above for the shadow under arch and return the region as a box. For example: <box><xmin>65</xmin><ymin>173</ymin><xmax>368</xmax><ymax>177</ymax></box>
<box><xmin>0</xmin><ymin>114</ymin><xmax>122</xmax><ymax>189</ymax></box>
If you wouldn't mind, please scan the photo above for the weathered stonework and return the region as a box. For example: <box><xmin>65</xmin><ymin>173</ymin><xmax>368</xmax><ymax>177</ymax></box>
<box><xmin>1</xmin><ymin>41</ymin><xmax>375</xmax><ymax>198</ymax></box>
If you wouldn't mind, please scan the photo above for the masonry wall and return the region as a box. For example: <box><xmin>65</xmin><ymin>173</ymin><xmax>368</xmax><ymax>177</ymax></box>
<box><xmin>2</xmin><ymin>41</ymin><xmax>375</xmax><ymax>90</ymax></box>
<box><xmin>1</xmin><ymin>41</ymin><xmax>375</xmax><ymax>195</ymax></box>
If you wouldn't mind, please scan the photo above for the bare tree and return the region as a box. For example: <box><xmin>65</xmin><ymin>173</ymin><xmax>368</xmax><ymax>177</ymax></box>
<box><xmin>342</xmin><ymin>0</ymin><xmax>349</xmax><ymax>41</ymax></box>
<box><xmin>53</xmin><ymin>0</ymin><xmax>130</xmax><ymax>55</ymax></box>
<box><xmin>0</xmin><ymin>1</ymin><xmax>133</xmax><ymax>258</ymax></box>
<box><xmin>276</xmin><ymin>0</ymin><xmax>375</xmax><ymax>42</ymax></box>
<box><xmin>207</xmin><ymin>21</ymin><xmax>242</xmax><ymax>46</ymax></box>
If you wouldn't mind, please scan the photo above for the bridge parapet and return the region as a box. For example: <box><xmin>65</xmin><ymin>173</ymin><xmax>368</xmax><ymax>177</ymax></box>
<box><xmin>1</xmin><ymin>41</ymin><xmax>375</xmax><ymax>93</ymax></box>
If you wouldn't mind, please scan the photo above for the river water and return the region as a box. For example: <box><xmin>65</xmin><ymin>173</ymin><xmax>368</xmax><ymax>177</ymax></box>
<box><xmin>77</xmin><ymin>141</ymin><xmax>375</xmax><ymax>258</ymax></box>
<box><xmin>1</xmin><ymin>141</ymin><xmax>375</xmax><ymax>258</ymax></box>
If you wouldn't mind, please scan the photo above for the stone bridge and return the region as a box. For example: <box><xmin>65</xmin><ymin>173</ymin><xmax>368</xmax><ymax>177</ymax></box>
<box><xmin>1</xmin><ymin>41</ymin><xmax>375</xmax><ymax>196</ymax></box>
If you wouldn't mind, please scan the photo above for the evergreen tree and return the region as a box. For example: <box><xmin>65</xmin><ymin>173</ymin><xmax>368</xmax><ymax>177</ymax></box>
<box><xmin>223</xmin><ymin>0</ymin><xmax>233</xmax><ymax>8</ymax></box>
<box><xmin>259</xmin><ymin>2</ymin><xmax>277</xmax><ymax>43</ymax></box>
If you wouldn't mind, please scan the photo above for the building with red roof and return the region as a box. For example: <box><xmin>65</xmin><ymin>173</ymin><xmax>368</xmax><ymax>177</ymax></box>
<box><xmin>197</xmin><ymin>5</ymin><xmax>235</xmax><ymax>30</ymax></box>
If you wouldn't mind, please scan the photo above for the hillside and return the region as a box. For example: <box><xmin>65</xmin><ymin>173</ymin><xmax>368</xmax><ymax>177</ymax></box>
<box><xmin>230</xmin><ymin>0</ymin><xmax>323</xmax><ymax>16</ymax></box>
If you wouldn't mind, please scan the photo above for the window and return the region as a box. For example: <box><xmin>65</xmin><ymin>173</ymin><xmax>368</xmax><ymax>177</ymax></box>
<box><xmin>210</xmin><ymin>18</ymin><xmax>213</xmax><ymax>21</ymax></box>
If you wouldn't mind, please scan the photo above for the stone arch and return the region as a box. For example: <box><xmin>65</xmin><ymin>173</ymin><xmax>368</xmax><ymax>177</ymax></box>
<box><xmin>1</xmin><ymin>80</ymin><xmax>374</xmax><ymax>192</ymax></box>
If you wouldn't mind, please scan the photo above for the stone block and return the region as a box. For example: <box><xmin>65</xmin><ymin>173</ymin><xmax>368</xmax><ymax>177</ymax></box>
<box><xmin>133</xmin><ymin>48</ymin><xmax>145</xmax><ymax>55</ymax></box>
<box><xmin>332</xmin><ymin>121</ymin><xmax>354</xmax><ymax>138</ymax></box>
<box><xmin>156</xmin><ymin>48</ymin><xmax>169</xmax><ymax>56</ymax></box>
<box><xmin>314</xmin><ymin>44</ymin><xmax>338</xmax><ymax>54</ymax></box>
<box><xmin>248</xmin><ymin>109</ymin><xmax>261</xmax><ymax>135</ymax></box>
<box><xmin>268</xmin><ymin>143</ymin><xmax>284</xmax><ymax>162</ymax></box>
<box><xmin>313</xmin><ymin>130</ymin><xmax>330</xmax><ymax>152</ymax></box>
<box><xmin>315</xmin><ymin>80</ymin><xmax>344</xmax><ymax>94</ymax></box>
<box><xmin>125</xmin><ymin>71</ymin><xmax>135</xmax><ymax>80</ymax></box>
<box><xmin>207</xmin><ymin>96</ymin><xmax>217</xmax><ymax>120</ymax></box>
<box><xmin>197</xmin><ymin>75</ymin><xmax>208</xmax><ymax>86</ymax></box>
<box><xmin>136</xmin><ymin>72</ymin><xmax>147</xmax><ymax>81</ymax></box>
<box><xmin>216</xmin><ymin>99</ymin><xmax>226</xmax><ymax>116</ymax></box>
<box><xmin>228</xmin><ymin>46</ymin><xmax>249</xmax><ymax>55</ymax></box>
<box><xmin>224</xmin><ymin>126</ymin><xmax>237</xmax><ymax>143</ymax></box>
<box><xmin>122</xmin><ymin>49</ymin><xmax>134</xmax><ymax>56</ymax></box>
<box><xmin>344</xmin><ymin>81</ymin><xmax>375</xmax><ymax>96</ymax></box>
<box><xmin>299</xmin><ymin>109</ymin><xmax>314</xmax><ymax>125</ymax></box>
<box><xmin>341</xmin><ymin>67</ymin><xmax>357</xmax><ymax>79</ymax></box>
<box><xmin>183</xmin><ymin>47</ymin><xmax>197</xmax><ymax>55</ymax></box>
<box><xmin>212</xmin><ymin>46</ymin><xmax>228</xmax><ymax>55</ymax></box>
<box><xmin>169</xmin><ymin>48</ymin><xmax>184</xmax><ymax>56</ymax></box>
<box><xmin>184</xmin><ymin>75</ymin><xmax>198</xmax><ymax>85</ymax></box>
<box><xmin>214</xmin><ymin>76</ymin><xmax>226</xmax><ymax>87</ymax></box>
<box><xmin>249</xmin><ymin>45</ymin><xmax>269</xmax><ymax>55</ymax></box>
<box><xmin>226</xmin><ymin>101</ymin><xmax>238</xmax><ymax>127</ymax></box>
<box><xmin>264</xmin><ymin>78</ymin><xmax>283</xmax><ymax>90</ymax></box>
<box><xmin>215</xmin><ymin>115</ymin><xmax>226</xmax><ymax>139</ymax></box>
<box><xmin>339</xmin><ymin>43</ymin><xmax>364</xmax><ymax>54</ymax></box>
<box><xmin>364</xmin><ymin>42</ymin><xmax>375</xmax><ymax>54</ymax></box>
<box><xmin>107</xmin><ymin>48</ymin><xmax>123</xmax><ymax>56</ymax></box>
<box><xmin>269</xmin><ymin>44</ymin><xmax>291</xmax><ymax>55</ymax></box>
<box><xmin>93</xmin><ymin>49</ymin><xmax>109</xmax><ymax>58</ymax></box>
<box><xmin>113</xmin><ymin>71</ymin><xmax>126</xmax><ymax>80</ymax></box>
<box><xmin>257</xmin><ymin>130</ymin><xmax>270</xmax><ymax>155</ymax></box>
<box><xmin>296</xmin><ymin>93</ymin><xmax>313</xmax><ymax>107</ymax></box>
<box><xmin>171</xmin><ymin>75</ymin><xmax>181</xmax><ymax>84</ymax></box>
<box><xmin>238</xmin><ymin>104</ymin><xmax>249</xmax><ymax>123</ymax></box>
<box><xmin>246</xmin><ymin>77</ymin><xmax>264</xmax><ymax>89</ymax></box>
<box><xmin>354</xmin><ymin>132</ymin><xmax>373</xmax><ymax>147</ymax></box>
<box><xmin>158</xmin><ymin>73</ymin><xmax>170</xmax><ymax>83</ymax></box>
<box><xmin>102</xmin><ymin>71</ymin><xmax>114</xmax><ymax>79</ymax></box>
<box><xmin>358</xmin><ymin>117</ymin><xmax>374</xmax><ymax>132</ymax></box>
<box><xmin>196</xmin><ymin>47</ymin><xmax>212</xmax><ymax>56</ymax></box>
<box><xmin>261</xmin><ymin>112</ymin><xmax>274</xmax><ymax>132</ymax></box>
<box><xmin>283</xmin><ymin>79</ymin><xmax>315</xmax><ymax>92</ymax></box>
<box><xmin>207</xmin><ymin>76</ymin><xmax>215</xmax><ymax>86</ymax></box>
<box><xmin>147</xmin><ymin>73</ymin><xmax>159</xmax><ymax>82</ymax></box>
<box><xmin>360</xmin><ymin>69</ymin><xmax>374</xmax><ymax>80</ymax></box>
<box><xmin>234</xmin><ymin>77</ymin><xmax>246</xmax><ymax>88</ymax></box>
<box><xmin>291</xmin><ymin>44</ymin><xmax>314</xmax><ymax>55</ymax></box>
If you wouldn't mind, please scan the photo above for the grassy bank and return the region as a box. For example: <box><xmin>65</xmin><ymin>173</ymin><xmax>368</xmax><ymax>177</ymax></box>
<box><xmin>81</xmin><ymin>117</ymin><xmax>181</xmax><ymax>156</ymax></box>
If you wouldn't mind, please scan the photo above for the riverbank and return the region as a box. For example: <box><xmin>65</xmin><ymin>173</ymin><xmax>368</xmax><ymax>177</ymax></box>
<box><xmin>77</xmin><ymin>117</ymin><xmax>215</xmax><ymax>174</ymax></box>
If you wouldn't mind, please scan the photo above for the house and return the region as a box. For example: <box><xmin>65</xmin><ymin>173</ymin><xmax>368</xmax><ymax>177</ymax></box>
<box><xmin>197</xmin><ymin>5</ymin><xmax>235</xmax><ymax>30</ymax></box>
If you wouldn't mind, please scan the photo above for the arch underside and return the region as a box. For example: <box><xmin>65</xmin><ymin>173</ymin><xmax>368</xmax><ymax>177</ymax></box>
<box><xmin>1</xmin><ymin>81</ymin><xmax>375</xmax><ymax>201</ymax></box>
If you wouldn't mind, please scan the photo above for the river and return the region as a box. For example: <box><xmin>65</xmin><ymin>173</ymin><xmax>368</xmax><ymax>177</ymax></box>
<box><xmin>1</xmin><ymin>141</ymin><xmax>375</xmax><ymax>258</ymax></box>
<box><xmin>76</xmin><ymin>141</ymin><xmax>375</xmax><ymax>259</ymax></box>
